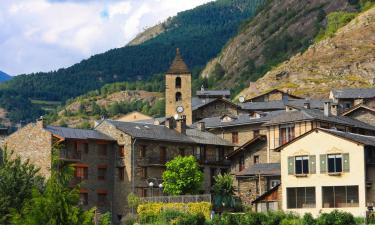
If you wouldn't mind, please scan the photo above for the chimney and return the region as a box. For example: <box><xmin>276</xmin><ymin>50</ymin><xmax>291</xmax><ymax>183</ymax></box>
<box><xmin>324</xmin><ymin>101</ymin><xmax>332</xmax><ymax>117</ymax></box>
<box><xmin>331</xmin><ymin>103</ymin><xmax>339</xmax><ymax>116</ymax></box>
<box><xmin>175</xmin><ymin>115</ymin><xmax>187</xmax><ymax>134</ymax></box>
<box><xmin>304</xmin><ymin>101</ymin><xmax>311</xmax><ymax>109</ymax></box>
<box><xmin>37</xmin><ymin>116</ymin><xmax>45</xmax><ymax>128</ymax></box>
<box><xmin>165</xmin><ymin>117</ymin><xmax>175</xmax><ymax>129</ymax></box>
<box><xmin>197</xmin><ymin>121</ymin><xmax>205</xmax><ymax>131</ymax></box>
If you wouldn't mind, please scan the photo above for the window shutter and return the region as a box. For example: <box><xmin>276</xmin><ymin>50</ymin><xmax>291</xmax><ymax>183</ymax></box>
<box><xmin>343</xmin><ymin>153</ymin><xmax>350</xmax><ymax>172</ymax></box>
<box><xmin>309</xmin><ymin>155</ymin><xmax>316</xmax><ymax>174</ymax></box>
<box><xmin>320</xmin><ymin>154</ymin><xmax>327</xmax><ymax>173</ymax></box>
<box><xmin>288</xmin><ymin>156</ymin><xmax>294</xmax><ymax>175</ymax></box>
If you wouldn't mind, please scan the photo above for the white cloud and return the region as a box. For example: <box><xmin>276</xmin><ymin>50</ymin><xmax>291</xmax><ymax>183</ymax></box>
<box><xmin>0</xmin><ymin>0</ymin><xmax>213</xmax><ymax>75</ymax></box>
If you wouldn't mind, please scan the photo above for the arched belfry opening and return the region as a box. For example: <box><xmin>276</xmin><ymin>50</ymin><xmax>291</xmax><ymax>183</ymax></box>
<box><xmin>176</xmin><ymin>77</ymin><xmax>181</xmax><ymax>88</ymax></box>
<box><xmin>175</xmin><ymin>92</ymin><xmax>182</xmax><ymax>102</ymax></box>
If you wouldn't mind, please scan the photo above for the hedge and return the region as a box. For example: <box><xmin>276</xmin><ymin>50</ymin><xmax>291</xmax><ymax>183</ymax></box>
<box><xmin>137</xmin><ymin>202</ymin><xmax>212</xmax><ymax>219</ymax></box>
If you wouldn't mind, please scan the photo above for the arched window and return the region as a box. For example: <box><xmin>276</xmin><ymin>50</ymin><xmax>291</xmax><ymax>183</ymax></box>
<box><xmin>175</xmin><ymin>77</ymin><xmax>181</xmax><ymax>88</ymax></box>
<box><xmin>176</xmin><ymin>92</ymin><xmax>182</xmax><ymax>102</ymax></box>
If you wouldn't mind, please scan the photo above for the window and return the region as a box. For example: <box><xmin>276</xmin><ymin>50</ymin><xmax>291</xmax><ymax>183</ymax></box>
<box><xmin>322</xmin><ymin>186</ymin><xmax>359</xmax><ymax>208</ymax></box>
<box><xmin>195</xmin><ymin>146</ymin><xmax>206</xmax><ymax>162</ymax></box>
<box><xmin>239</xmin><ymin>155</ymin><xmax>245</xmax><ymax>171</ymax></box>
<box><xmin>160</xmin><ymin>147</ymin><xmax>167</xmax><ymax>163</ymax></box>
<box><xmin>140</xmin><ymin>145</ymin><xmax>146</xmax><ymax>158</ymax></box>
<box><xmin>295</xmin><ymin>156</ymin><xmax>309</xmax><ymax>174</ymax></box>
<box><xmin>179</xmin><ymin>148</ymin><xmax>185</xmax><ymax>156</ymax></box>
<box><xmin>287</xmin><ymin>187</ymin><xmax>316</xmax><ymax>209</ymax></box>
<box><xmin>175</xmin><ymin>92</ymin><xmax>182</xmax><ymax>102</ymax></box>
<box><xmin>97</xmin><ymin>166</ymin><xmax>107</xmax><ymax>180</ymax></box>
<box><xmin>210</xmin><ymin>168</ymin><xmax>216</xmax><ymax>186</ymax></box>
<box><xmin>270</xmin><ymin>180</ymin><xmax>280</xmax><ymax>189</ymax></box>
<box><xmin>137</xmin><ymin>188</ymin><xmax>147</xmax><ymax>197</ymax></box>
<box><xmin>98</xmin><ymin>144</ymin><xmax>107</xmax><ymax>156</ymax></box>
<box><xmin>84</xmin><ymin>143</ymin><xmax>89</xmax><ymax>154</ymax></box>
<box><xmin>141</xmin><ymin>167</ymin><xmax>147</xmax><ymax>179</ymax></box>
<box><xmin>328</xmin><ymin>154</ymin><xmax>342</xmax><ymax>173</ymax></box>
<box><xmin>119</xmin><ymin>146</ymin><xmax>125</xmax><ymax>158</ymax></box>
<box><xmin>175</xmin><ymin>77</ymin><xmax>181</xmax><ymax>88</ymax></box>
<box><xmin>254</xmin><ymin>155</ymin><xmax>260</xmax><ymax>164</ymax></box>
<box><xmin>232</xmin><ymin>132</ymin><xmax>239</xmax><ymax>144</ymax></box>
<box><xmin>97</xmin><ymin>191</ymin><xmax>107</xmax><ymax>205</ymax></box>
<box><xmin>118</xmin><ymin>167</ymin><xmax>125</xmax><ymax>181</ymax></box>
<box><xmin>279</xmin><ymin>125</ymin><xmax>295</xmax><ymax>145</ymax></box>
<box><xmin>74</xmin><ymin>165</ymin><xmax>88</xmax><ymax>180</ymax></box>
<box><xmin>79</xmin><ymin>192</ymin><xmax>88</xmax><ymax>205</ymax></box>
<box><xmin>217</xmin><ymin>147</ymin><xmax>225</xmax><ymax>161</ymax></box>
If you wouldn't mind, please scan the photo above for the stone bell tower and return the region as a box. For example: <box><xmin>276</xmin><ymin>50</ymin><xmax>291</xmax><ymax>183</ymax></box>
<box><xmin>165</xmin><ymin>48</ymin><xmax>192</xmax><ymax>125</ymax></box>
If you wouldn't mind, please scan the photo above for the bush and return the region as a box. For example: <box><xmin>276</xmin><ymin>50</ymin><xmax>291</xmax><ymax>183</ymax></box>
<box><xmin>303</xmin><ymin>213</ymin><xmax>316</xmax><ymax>225</ymax></box>
<box><xmin>137</xmin><ymin>202</ymin><xmax>212</xmax><ymax>220</ymax></box>
<box><xmin>174</xmin><ymin>213</ymin><xmax>206</xmax><ymax>225</ymax></box>
<box><xmin>316</xmin><ymin>210</ymin><xmax>356</xmax><ymax>225</ymax></box>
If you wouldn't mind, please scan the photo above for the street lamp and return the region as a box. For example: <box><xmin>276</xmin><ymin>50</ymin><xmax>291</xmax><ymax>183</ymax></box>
<box><xmin>149</xmin><ymin>182</ymin><xmax>154</xmax><ymax>197</ymax></box>
<box><xmin>158</xmin><ymin>183</ymin><xmax>163</xmax><ymax>196</ymax></box>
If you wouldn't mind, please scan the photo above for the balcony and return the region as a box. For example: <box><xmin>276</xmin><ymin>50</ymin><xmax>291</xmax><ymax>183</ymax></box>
<box><xmin>60</xmin><ymin>149</ymin><xmax>81</xmax><ymax>162</ymax></box>
<box><xmin>195</xmin><ymin>155</ymin><xmax>230</xmax><ymax>166</ymax></box>
<box><xmin>138</xmin><ymin>156</ymin><xmax>174</xmax><ymax>166</ymax></box>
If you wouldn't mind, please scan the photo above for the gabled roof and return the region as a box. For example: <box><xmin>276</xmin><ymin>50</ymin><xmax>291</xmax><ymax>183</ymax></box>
<box><xmin>252</xmin><ymin>183</ymin><xmax>280</xmax><ymax>204</ymax></box>
<box><xmin>332</xmin><ymin>88</ymin><xmax>375</xmax><ymax>99</ymax></box>
<box><xmin>103</xmin><ymin>120</ymin><xmax>234</xmax><ymax>146</ymax></box>
<box><xmin>341</xmin><ymin>104</ymin><xmax>375</xmax><ymax>116</ymax></box>
<box><xmin>244</xmin><ymin>89</ymin><xmax>302</xmax><ymax>102</ymax></box>
<box><xmin>274</xmin><ymin>128</ymin><xmax>375</xmax><ymax>152</ymax></box>
<box><xmin>240</xmin><ymin>99</ymin><xmax>328</xmax><ymax>111</ymax></box>
<box><xmin>166</xmin><ymin>48</ymin><xmax>190</xmax><ymax>74</ymax></box>
<box><xmin>192</xmin><ymin>97</ymin><xmax>239</xmax><ymax>111</ymax></box>
<box><xmin>196</xmin><ymin>90</ymin><xmax>231</xmax><ymax>97</ymax></box>
<box><xmin>226</xmin><ymin>135</ymin><xmax>266</xmax><ymax>159</ymax></box>
<box><xmin>236</xmin><ymin>163</ymin><xmax>280</xmax><ymax>177</ymax></box>
<box><xmin>192</xmin><ymin>110</ymin><xmax>284</xmax><ymax>129</ymax></box>
<box><xmin>263</xmin><ymin>108</ymin><xmax>375</xmax><ymax>131</ymax></box>
<box><xmin>45</xmin><ymin>126</ymin><xmax>114</xmax><ymax>141</ymax></box>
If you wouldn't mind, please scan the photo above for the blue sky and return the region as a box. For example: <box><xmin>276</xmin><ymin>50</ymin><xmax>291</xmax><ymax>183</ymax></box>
<box><xmin>0</xmin><ymin>0</ymin><xmax>212</xmax><ymax>75</ymax></box>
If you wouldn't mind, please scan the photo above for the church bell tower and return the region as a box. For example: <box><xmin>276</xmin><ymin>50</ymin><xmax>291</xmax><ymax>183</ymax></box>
<box><xmin>165</xmin><ymin>48</ymin><xmax>192</xmax><ymax>125</ymax></box>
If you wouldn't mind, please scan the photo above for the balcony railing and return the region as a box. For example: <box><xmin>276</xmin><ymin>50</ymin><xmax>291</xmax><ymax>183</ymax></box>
<box><xmin>140</xmin><ymin>194</ymin><xmax>211</xmax><ymax>203</ymax></box>
<box><xmin>139</xmin><ymin>156</ymin><xmax>174</xmax><ymax>165</ymax></box>
<box><xmin>60</xmin><ymin>149</ymin><xmax>81</xmax><ymax>161</ymax></box>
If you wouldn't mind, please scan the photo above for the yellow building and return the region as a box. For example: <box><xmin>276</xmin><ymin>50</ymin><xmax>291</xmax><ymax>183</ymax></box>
<box><xmin>115</xmin><ymin>111</ymin><xmax>153</xmax><ymax>122</ymax></box>
<box><xmin>165</xmin><ymin>49</ymin><xmax>193</xmax><ymax>125</ymax></box>
<box><xmin>277</xmin><ymin>128</ymin><xmax>375</xmax><ymax>217</ymax></box>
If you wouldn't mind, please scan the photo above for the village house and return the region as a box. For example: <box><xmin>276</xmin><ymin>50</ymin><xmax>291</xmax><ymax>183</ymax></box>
<box><xmin>277</xmin><ymin>128</ymin><xmax>375</xmax><ymax>217</ymax></box>
<box><xmin>240</xmin><ymin>99</ymin><xmax>327</xmax><ymax>112</ymax></box>
<box><xmin>341</xmin><ymin>104</ymin><xmax>375</xmax><ymax>127</ymax></box>
<box><xmin>115</xmin><ymin>111</ymin><xmax>153</xmax><ymax>122</ymax></box>
<box><xmin>243</xmin><ymin>89</ymin><xmax>303</xmax><ymax>103</ymax></box>
<box><xmin>330</xmin><ymin>88</ymin><xmax>375</xmax><ymax>111</ymax></box>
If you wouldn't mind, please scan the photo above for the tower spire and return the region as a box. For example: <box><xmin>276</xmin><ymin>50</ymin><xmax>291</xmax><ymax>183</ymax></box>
<box><xmin>167</xmin><ymin>48</ymin><xmax>190</xmax><ymax>74</ymax></box>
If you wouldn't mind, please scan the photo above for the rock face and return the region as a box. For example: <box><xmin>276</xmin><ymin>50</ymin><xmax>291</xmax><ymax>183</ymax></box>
<box><xmin>127</xmin><ymin>23</ymin><xmax>167</xmax><ymax>46</ymax></box>
<box><xmin>201</xmin><ymin>0</ymin><xmax>356</xmax><ymax>89</ymax></box>
<box><xmin>239</xmin><ymin>6</ymin><xmax>375</xmax><ymax>99</ymax></box>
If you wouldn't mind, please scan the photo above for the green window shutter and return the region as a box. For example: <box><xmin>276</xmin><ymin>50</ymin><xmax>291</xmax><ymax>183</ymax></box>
<box><xmin>288</xmin><ymin>156</ymin><xmax>294</xmax><ymax>175</ymax></box>
<box><xmin>309</xmin><ymin>155</ymin><xmax>316</xmax><ymax>174</ymax></box>
<box><xmin>320</xmin><ymin>154</ymin><xmax>327</xmax><ymax>173</ymax></box>
<box><xmin>343</xmin><ymin>153</ymin><xmax>350</xmax><ymax>172</ymax></box>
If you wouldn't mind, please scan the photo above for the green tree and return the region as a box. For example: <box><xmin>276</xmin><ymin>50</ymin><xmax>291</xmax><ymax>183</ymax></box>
<box><xmin>10</xmin><ymin>146</ymin><xmax>96</xmax><ymax>225</ymax></box>
<box><xmin>212</xmin><ymin>173</ymin><xmax>236</xmax><ymax>210</ymax></box>
<box><xmin>0</xmin><ymin>149</ymin><xmax>44</xmax><ymax>225</ymax></box>
<box><xmin>162</xmin><ymin>156</ymin><xmax>203</xmax><ymax>195</ymax></box>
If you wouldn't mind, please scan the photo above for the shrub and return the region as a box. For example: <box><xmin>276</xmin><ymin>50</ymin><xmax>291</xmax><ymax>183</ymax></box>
<box><xmin>159</xmin><ymin>210</ymin><xmax>185</xmax><ymax>224</ymax></box>
<box><xmin>174</xmin><ymin>213</ymin><xmax>206</xmax><ymax>225</ymax></box>
<box><xmin>316</xmin><ymin>210</ymin><xmax>356</xmax><ymax>225</ymax></box>
<box><xmin>137</xmin><ymin>202</ymin><xmax>212</xmax><ymax>220</ymax></box>
<box><xmin>303</xmin><ymin>213</ymin><xmax>316</xmax><ymax>225</ymax></box>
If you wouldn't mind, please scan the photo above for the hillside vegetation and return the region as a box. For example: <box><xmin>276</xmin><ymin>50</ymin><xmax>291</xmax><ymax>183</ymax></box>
<box><xmin>0</xmin><ymin>0</ymin><xmax>264</xmax><ymax>124</ymax></box>
<box><xmin>238</xmin><ymin>4</ymin><xmax>375</xmax><ymax>99</ymax></box>
<box><xmin>200</xmin><ymin>0</ymin><xmax>362</xmax><ymax>95</ymax></box>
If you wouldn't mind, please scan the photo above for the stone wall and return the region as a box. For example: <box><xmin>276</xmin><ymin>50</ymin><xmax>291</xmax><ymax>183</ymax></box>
<box><xmin>4</xmin><ymin>121</ymin><xmax>52</xmax><ymax>177</ymax></box>
<box><xmin>193</xmin><ymin>100</ymin><xmax>241</xmax><ymax>122</ymax></box>
<box><xmin>210</xmin><ymin>124</ymin><xmax>266</xmax><ymax>147</ymax></box>
<box><xmin>230</xmin><ymin>140</ymin><xmax>267</xmax><ymax>175</ymax></box>
<box><xmin>346</xmin><ymin>108</ymin><xmax>375</xmax><ymax>127</ymax></box>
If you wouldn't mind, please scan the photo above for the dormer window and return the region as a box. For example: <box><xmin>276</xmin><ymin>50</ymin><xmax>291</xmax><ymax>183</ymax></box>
<box><xmin>221</xmin><ymin>115</ymin><xmax>235</xmax><ymax>122</ymax></box>
<box><xmin>175</xmin><ymin>92</ymin><xmax>182</xmax><ymax>102</ymax></box>
<box><xmin>175</xmin><ymin>77</ymin><xmax>181</xmax><ymax>88</ymax></box>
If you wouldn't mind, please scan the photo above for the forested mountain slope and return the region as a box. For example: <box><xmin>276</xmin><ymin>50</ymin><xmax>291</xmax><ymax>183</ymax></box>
<box><xmin>238</xmin><ymin>5</ymin><xmax>375</xmax><ymax>99</ymax></box>
<box><xmin>0</xmin><ymin>71</ymin><xmax>11</xmax><ymax>82</ymax></box>
<box><xmin>200</xmin><ymin>0</ymin><xmax>360</xmax><ymax>94</ymax></box>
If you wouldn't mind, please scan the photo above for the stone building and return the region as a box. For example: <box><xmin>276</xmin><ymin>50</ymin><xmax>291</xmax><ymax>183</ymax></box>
<box><xmin>330</xmin><ymin>88</ymin><xmax>375</xmax><ymax>111</ymax></box>
<box><xmin>115</xmin><ymin>111</ymin><xmax>153</xmax><ymax>122</ymax></box>
<box><xmin>341</xmin><ymin>104</ymin><xmax>375</xmax><ymax>127</ymax></box>
<box><xmin>4</xmin><ymin>118</ymin><xmax>116</xmax><ymax>215</ymax></box>
<box><xmin>244</xmin><ymin>89</ymin><xmax>302</xmax><ymax>103</ymax></box>
<box><xmin>165</xmin><ymin>49</ymin><xmax>193</xmax><ymax>125</ymax></box>
<box><xmin>192</xmin><ymin>98</ymin><xmax>244</xmax><ymax>122</ymax></box>
<box><xmin>94</xmin><ymin>116</ymin><xmax>234</xmax><ymax>219</ymax></box>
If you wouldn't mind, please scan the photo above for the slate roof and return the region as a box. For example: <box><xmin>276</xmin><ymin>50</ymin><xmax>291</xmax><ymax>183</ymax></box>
<box><xmin>166</xmin><ymin>48</ymin><xmax>190</xmax><ymax>74</ymax></box>
<box><xmin>196</xmin><ymin>90</ymin><xmax>231</xmax><ymax>97</ymax></box>
<box><xmin>341</xmin><ymin>104</ymin><xmax>375</xmax><ymax>116</ymax></box>
<box><xmin>45</xmin><ymin>126</ymin><xmax>114</xmax><ymax>141</ymax></box>
<box><xmin>192</xmin><ymin>97</ymin><xmax>216</xmax><ymax>111</ymax></box>
<box><xmin>321</xmin><ymin>128</ymin><xmax>375</xmax><ymax>146</ymax></box>
<box><xmin>332</xmin><ymin>88</ymin><xmax>375</xmax><ymax>99</ymax></box>
<box><xmin>245</xmin><ymin>89</ymin><xmax>302</xmax><ymax>102</ymax></box>
<box><xmin>240</xmin><ymin>99</ymin><xmax>328</xmax><ymax>111</ymax></box>
<box><xmin>105</xmin><ymin>120</ymin><xmax>234</xmax><ymax>146</ymax></box>
<box><xmin>263</xmin><ymin>108</ymin><xmax>375</xmax><ymax>131</ymax></box>
<box><xmin>236</xmin><ymin>163</ymin><xmax>280</xmax><ymax>177</ymax></box>
<box><xmin>193</xmin><ymin>111</ymin><xmax>284</xmax><ymax>129</ymax></box>
<box><xmin>226</xmin><ymin>135</ymin><xmax>266</xmax><ymax>159</ymax></box>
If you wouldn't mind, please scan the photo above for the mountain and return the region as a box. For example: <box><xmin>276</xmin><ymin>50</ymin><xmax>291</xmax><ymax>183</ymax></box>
<box><xmin>0</xmin><ymin>71</ymin><xmax>11</xmax><ymax>82</ymax></box>
<box><xmin>0</xmin><ymin>0</ymin><xmax>264</xmax><ymax>102</ymax></box>
<box><xmin>200</xmin><ymin>0</ymin><xmax>360</xmax><ymax>95</ymax></box>
<box><xmin>238</xmin><ymin>5</ymin><xmax>375</xmax><ymax>99</ymax></box>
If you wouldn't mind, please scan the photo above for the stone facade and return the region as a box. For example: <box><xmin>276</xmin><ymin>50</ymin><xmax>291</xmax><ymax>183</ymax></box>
<box><xmin>193</xmin><ymin>99</ymin><xmax>243</xmax><ymax>122</ymax></box>
<box><xmin>247</xmin><ymin>90</ymin><xmax>301</xmax><ymax>102</ymax></box>
<box><xmin>344</xmin><ymin>108</ymin><xmax>375</xmax><ymax>127</ymax></box>
<box><xmin>165</xmin><ymin>73</ymin><xmax>192</xmax><ymax>125</ymax></box>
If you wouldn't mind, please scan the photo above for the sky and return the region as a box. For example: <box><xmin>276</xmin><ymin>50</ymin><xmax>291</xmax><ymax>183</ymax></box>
<box><xmin>0</xmin><ymin>0</ymin><xmax>212</xmax><ymax>75</ymax></box>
